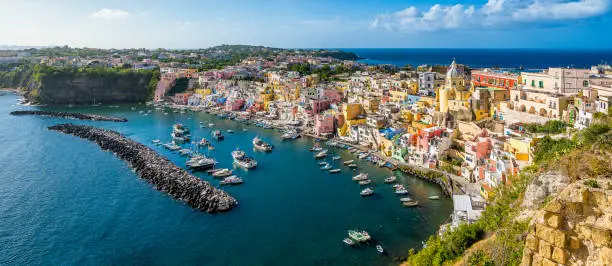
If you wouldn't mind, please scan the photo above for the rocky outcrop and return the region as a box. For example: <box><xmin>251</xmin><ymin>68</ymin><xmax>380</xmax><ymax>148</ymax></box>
<box><xmin>521</xmin><ymin>179</ymin><xmax>612</xmax><ymax>266</ymax></box>
<box><xmin>48</xmin><ymin>124</ymin><xmax>237</xmax><ymax>213</ymax></box>
<box><xmin>10</xmin><ymin>110</ymin><xmax>128</xmax><ymax>122</ymax></box>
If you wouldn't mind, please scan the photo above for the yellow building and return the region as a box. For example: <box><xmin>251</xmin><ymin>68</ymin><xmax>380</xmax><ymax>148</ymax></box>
<box><xmin>505</xmin><ymin>137</ymin><xmax>535</xmax><ymax>162</ymax></box>
<box><xmin>438</xmin><ymin>59</ymin><xmax>471</xmax><ymax>113</ymax></box>
<box><xmin>363</xmin><ymin>97</ymin><xmax>380</xmax><ymax>112</ymax></box>
<box><xmin>259</xmin><ymin>87</ymin><xmax>276</xmax><ymax>110</ymax></box>
<box><xmin>195</xmin><ymin>88</ymin><xmax>212</xmax><ymax>97</ymax></box>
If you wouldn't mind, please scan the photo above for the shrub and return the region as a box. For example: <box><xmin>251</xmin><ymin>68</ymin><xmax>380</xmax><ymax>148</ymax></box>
<box><xmin>583</xmin><ymin>179</ymin><xmax>599</xmax><ymax>188</ymax></box>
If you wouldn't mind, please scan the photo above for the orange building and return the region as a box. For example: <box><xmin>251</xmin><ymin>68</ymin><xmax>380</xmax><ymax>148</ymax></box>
<box><xmin>472</xmin><ymin>70</ymin><xmax>519</xmax><ymax>90</ymax></box>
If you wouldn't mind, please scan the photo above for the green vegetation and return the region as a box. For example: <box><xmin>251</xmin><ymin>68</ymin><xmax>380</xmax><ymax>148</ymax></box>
<box><xmin>524</xmin><ymin>120</ymin><xmax>567</xmax><ymax>134</ymax></box>
<box><xmin>168</xmin><ymin>77</ymin><xmax>189</xmax><ymax>95</ymax></box>
<box><xmin>288</xmin><ymin>63</ymin><xmax>355</xmax><ymax>81</ymax></box>
<box><xmin>407</xmin><ymin>117</ymin><xmax>612</xmax><ymax>266</ymax></box>
<box><xmin>583</xmin><ymin>179</ymin><xmax>599</xmax><ymax>188</ymax></box>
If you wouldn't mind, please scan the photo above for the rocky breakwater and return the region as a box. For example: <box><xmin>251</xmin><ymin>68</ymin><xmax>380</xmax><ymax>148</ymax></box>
<box><xmin>11</xmin><ymin>110</ymin><xmax>128</xmax><ymax>122</ymax></box>
<box><xmin>521</xmin><ymin>179</ymin><xmax>612</xmax><ymax>265</ymax></box>
<box><xmin>48</xmin><ymin>123</ymin><xmax>238</xmax><ymax>213</ymax></box>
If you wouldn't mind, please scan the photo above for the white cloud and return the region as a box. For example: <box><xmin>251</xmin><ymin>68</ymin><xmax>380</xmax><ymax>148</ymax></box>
<box><xmin>90</xmin><ymin>8</ymin><xmax>129</xmax><ymax>20</ymax></box>
<box><xmin>371</xmin><ymin>0</ymin><xmax>611</xmax><ymax>32</ymax></box>
<box><xmin>175</xmin><ymin>21</ymin><xmax>200</xmax><ymax>27</ymax></box>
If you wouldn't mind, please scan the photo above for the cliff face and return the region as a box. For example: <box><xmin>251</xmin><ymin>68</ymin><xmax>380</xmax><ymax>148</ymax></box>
<box><xmin>521</xmin><ymin>179</ymin><xmax>612</xmax><ymax>266</ymax></box>
<box><xmin>27</xmin><ymin>72</ymin><xmax>153</xmax><ymax>105</ymax></box>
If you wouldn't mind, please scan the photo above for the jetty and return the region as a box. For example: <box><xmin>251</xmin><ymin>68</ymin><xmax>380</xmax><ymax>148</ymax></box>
<box><xmin>10</xmin><ymin>110</ymin><xmax>128</xmax><ymax>122</ymax></box>
<box><xmin>48</xmin><ymin>123</ymin><xmax>237</xmax><ymax>213</ymax></box>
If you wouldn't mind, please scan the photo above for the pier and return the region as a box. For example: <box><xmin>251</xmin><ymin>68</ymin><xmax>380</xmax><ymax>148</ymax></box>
<box><xmin>11</xmin><ymin>111</ymin><xmax>128</xmax><ymax>122</ymax></box>
<box><xmin>48</xmin><ymin>123</ymin><xmax>238</xmax><ymax>213</ymax></box>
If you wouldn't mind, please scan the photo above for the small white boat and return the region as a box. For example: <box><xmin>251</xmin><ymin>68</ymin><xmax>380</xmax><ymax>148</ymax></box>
<box><xmin>376</xmin><ymin>245</ymin><xmax>384</xmax><ymax>254</ymax></box>
<box><xmin>208</xmin><ymin>123</ymin><xmax>214</xmax><ymax>127</ymax></box>
<box><xmin>343</xmin><ymin>160</ymin><xmax>354</xmax><ymax>165</ymax></box>
<box><xmin>343</xmin><ymin>238</ymin><xmax>355</xmax><ymax>246</ymax></box>
<box><xmin>400</xmin><ymin>197</ymin><xmax>413</xmax><ymax>202</ymax></box>
<box><xmin>318</xmin><ymin>161</ymin><xmax>328</xmax><ymax>165</ymax></box>
<box><xmin>384</xmin><ymin>176</ymin><xmax>397</xmax><ymax>183</ymax></box>
<box><xmin>320</xmin><ymin>164</ymin><xmax>332</xmax><ymax>170</ymax></box>
<box><xmin>227</xmin><ymin>130</ymin><xmax>234</xmax><ymax>133</ymax></box>
<box><xmin>348</xmin><ymin>164</ymin><xmax>357</xmax><ymax>168</ymax></box>
<box><xmin>360</xmin><ymin>187</ymin><xmax>374</xmax><ymax>197</ymax></box>
<box><xmin>281</xmin><ymin>130</ymin><xmax>300</xmax><ymax>140</ymax></box>
<box><xmin>219</xmin><ymin>175</ymin><xmax>244</xmax><ymax>185</ymax></box>
<box><xmin>352</xmin><ymin>173</ymin><xmax>368</xmax><ymax>181</ymax></box>
<box><xmin>332</xmin><ymin>156</ymin><xmax>341</xmax><ymax>160</ymax></box>
<box><xmin>212</xmin><ymin>168</ymin><xmax>233</xmax><ymax>178</ymax></box>
<box><xmin>329</xmin><ymin>169</ymin><xmax>341</xmax><ymax>173</ymax></box>
<box><xmin>395</xmin><ymin>189</ymin><xmax>409</xmax><ymax>195</ymax></box>
<box><xmin>151</xmin><ymin>139</ymin><xmax>161</xmax><ymax>145</ymax></box>
<box><xmin>428</xmin><ymin>195</ymin><xmax>440</xmax><ymax>200</ymax></box>
<box><xmin>314</xmin><ymin>151</ymin><xmax>327</xmax><ymax>159</ymax></box>
<box><xmin>358</xmin><ymin>179</ymin><xmax>371</xmax><ymax>185</ymax></box>
<box><xmin>402</xmin><ymin>201</ymin><xmax>419</xmax><ymax>207</ymax></box>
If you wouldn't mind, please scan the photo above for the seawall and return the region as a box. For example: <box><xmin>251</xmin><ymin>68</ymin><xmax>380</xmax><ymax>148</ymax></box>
<box><xmin>11</xmin><ymin>110</ymin><xmax>128</xmax><ymax>122</ymax></box>
<box><xmin>48</xmin><ymin>123</ymin><xmax>238</xmax><ymax>213</ymax></box>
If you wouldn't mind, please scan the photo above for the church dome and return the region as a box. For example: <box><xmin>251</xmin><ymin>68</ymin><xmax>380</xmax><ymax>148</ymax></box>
<box><xmin>446</xmin><ymin>59</ymin><xmax>460</xmax><ymax>78</ymax></box>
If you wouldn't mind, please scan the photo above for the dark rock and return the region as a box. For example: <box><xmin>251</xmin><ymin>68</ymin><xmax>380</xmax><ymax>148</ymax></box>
<box><xmin>48</xmin><ymin>123</ymin><xmax>238</xmax><ymax>213</ymax></box>
<box><xmin>11</xmin><ymin>110</ymin><xmax>128</xmax><ymax>122</ymax></box>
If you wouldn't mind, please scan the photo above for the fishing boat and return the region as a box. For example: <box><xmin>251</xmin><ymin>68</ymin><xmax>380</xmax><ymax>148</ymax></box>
<box><xmin>428</xmin><ymin>195</ymin><xmax>440</xmax><ymax>200</ymax></box>
<box><xmin>252</xmin><ymin>136</ymin><xmax>273</xmax><ymax>152</ymax></box>
<box><xmin>219</xmin><ymin>175</ymin><xmax>244</xmax><ymax>185</ymax></box>
<box><xmin>151</xmin><ymin>139</ymin><xmax>161</xmax><ymax>145</ymax></box>
<box><xmin>376</xmin><ymin>245</ymin><xmax>384</xmax><ymax>254</ymax></box>
<box><xmin>358</xmin><ymin>179</ymin><xmax>372</xmax><ymax>185</ymax></box>
<box><xmin>402</xmin><ymin>200</ymin><xmax>419</xmax><ymax>207</ymax></box>
<box><xmin>318</xmin><ymin>161</ymin><xmax>328</xmax><ymax>166</ymax></box>
<box><xmin>395</xmin><ymin>189</ymin><xmax>409</xmax><ymax>195</ymax></box>
<box><xmin>212</xmin><ymin>130</ymin><xmax>224</xmax><ymax>141</ymax></box>
<box><xmin>348</xmin><ymin>164</ymin><xmax>357</xmax><ymax>168</ymax></box>
<box><xmin>320</xmin><ymin>164</ymin><xmax>332</xmax><ymax>170</ymax></box>
<box><xmin>198</xmin><ymin>138</ymin><xmax>210</xmax><ymax>146</ymax></box>
<box><xmin>352</xmin><ymin>173</ymin><xmax>368</xmax><ymax>181</ymax></box>
<box><xmin>343</xmin><ymin>238</ymin><xmax>355</xmax><ymax>246</ymax></box>
<box><xmin>347</xmin><ymin>230</ymin><xmax>371</xmax><ymax>242</ymax></box>
<box><xmin>393</xmin><ymin>184</ymin><xmax>405</xmax><ymax>190</ymax></box>
<box><xmin>329</xmin><ymin>169</ymin><xmax>341</xmax><ymax>173</ymax></box>
<box><xmin>163</xmin><ymin>142</ymin><xmax>181</xmax><ymax>151</ymax></box>
<box><xmin>281</xmin><ymin>130</ymin><xmax>300</xmax><ymax>140</ymax></box>
<box><xmin>343</xmin><ymin>160</ymin><xmax>354</xmax><ymax>165</ymax></box>
<box><xmin>332</xmin><ymin>156</ymin><xmax>341</xmax><ymax>160</ymax></box>
<box><xmin>212</xmin><ymin>168</ymin><xmax>233</xmax><ymax>178</ymax></box>
<box><xmin>310</xmin><ymin>146</ymin><xmax>323</xmax><ymax>152</ymax></box>
<box><xmin>384</xmin><ymin>176</ymin><xmax>397</xmax><ymax>183</ymax></box>
<box><xmin>400</xmin><ymin>197</ymin><xmax>414</xmax><ymax>202</ymax></box>
<box><xmin>233</xmin><ymin>156</ymin><xmax>258</xmax><ymax>169</ymax></box>
<box><xmin>360</xmin><ymin>187</ymin><xmax>374</xmax><ymax>197</ymax></box>
<box><xmin>227</xmin><ymin>129</ymin><xmax>234</xmax><ymax>134</ymax></box>
<box><xmin>314</xmin><ymin>151</ymin><xmax>327</xmax><ymax>159</ymax></box>
<box><xmin>231</xmin><ymin>149</ymin><xmax>246</xmax><ymax>161</ymax></box>
<box><xmin>186</xmin><ymin>156</ymin><xmax>216</xmax><ymax>170</ymax></box>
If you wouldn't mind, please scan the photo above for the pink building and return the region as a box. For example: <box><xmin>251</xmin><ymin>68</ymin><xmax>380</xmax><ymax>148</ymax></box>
<box><xmin>416</xmin><ymin>127</ymin><xmax>446</xmax><ymax>152</ymax></box>
<box><xmin>174</xmin><ymin>93</ymin><xmax>192</xmax><ymax>104</ymax></box>
<box><xmin>314</xmin><ymin>114</ymin><xmax>335</xmax><ymax>136</ymax></box>
<box><xmin>308</xmin><ymin>99</ymin><xmax>331</xmax><ymax>116</ymax></box>
<box><xmin>323</xmin><ymin>89</ymin><xmax>344</xmax><ymax>104</ymax></box>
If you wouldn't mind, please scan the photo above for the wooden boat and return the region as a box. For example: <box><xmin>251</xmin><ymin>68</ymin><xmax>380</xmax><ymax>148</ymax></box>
<box><xmin>402</xmin><ymin>201</ymin><xmax>419</xmax><ymax>207</ymax></box>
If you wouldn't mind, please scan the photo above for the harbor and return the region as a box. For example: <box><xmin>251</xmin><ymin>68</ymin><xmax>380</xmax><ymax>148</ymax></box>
<box><xmin>0</xmin><ymin>93</ymin><xmax>452</xmax><ymax>265</ymax></box>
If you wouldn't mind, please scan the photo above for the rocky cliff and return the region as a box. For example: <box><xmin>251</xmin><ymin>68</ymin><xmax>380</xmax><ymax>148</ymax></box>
<box><xmin>23</xmin><ymin>66</ymin><xmax>156</xmax><ymax>105</ymax></box>
<box><xmin>521</xmin><ymin>179</ymin><xmax>612</xmax><ymax>266</ymax></box>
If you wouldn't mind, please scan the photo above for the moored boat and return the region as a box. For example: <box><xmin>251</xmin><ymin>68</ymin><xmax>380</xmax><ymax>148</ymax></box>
<box><xmin>320</xmin><ymin>164</ymin><xmax>332</xmax><ymax>170</ymax></box>
<box><xmin>212</xmin><ymin>168</ymin><xmax>233</xmax><ymax>178</ymax></box>
<box><xmin>233</xmin><ymin>156</ymin><xmax>258</xmax><ymax>169</ymax></box>
<box><xmin>402</xmin><ymin>200</ymin><xmax>419</xmax><ymax>207</ymax></box>
<box><xmin>252</xmin><ymin>136</ymin><xmax>273</xmax><ymax>152</ymax></box>
<box><xmin>314</xmin><ymin>151</ymin><xmax>327</xmax><ymax>159</ymax></box>
<box><xmin>219</xmin><ymin>175</ymin><xmax>244</xmax><ymax>185</ymax></box>
<box><xmin>395</xmin><ymin>189</ymin><xmax>409</xmax><ymax>195</ymax></box>
<box><xmin>360</xmin><ymin>187</ymin><xmax>374</xmax><ymax>197</ymax></box>
<box><xmin>376</xmin><ymin>245</ymin><xmax>384</xmax><ymax>254</ymax></box>
<box><xmin>343</xmin><ymin>238</ymin><xmax>355</xmax><ymax>246</ymax></box>
<box><xmin>428</xmin><ymin>195</ymin><xmax>440</xmax><ymax>200</ymax></box>
<box><xmin>384</xmin><ymin>176</ymin><xmax>397</xmax><ymax>183</ymax></box>
<box><xmin>332</xmin><ymin>156</ymin><xmax>341</xmax><ymax>160</ymax></box>
<box><xmin>212</xmin><ymin>130</ymin><xmax>224</xmax><ymax>141</ymax></box>
<box><xmin>329</xmin><ymin>169</ymin><xmax>341</xmax><ymax>173</ymax></box>
<box><xmin>152</xmin><ymin>139</ymin><xmax>161</xmax><ymax>145</ymax></box>
<box><xmin>358</xmin><ymin>179</ymin><xmax>372</xmax><ymax>185</ymax></box>
<box><xmin>352</xmin><ymin>173</ymin><xmax>368</xmax><ymax>181</ymax></box>
<box><xmin>343</xmin><ymin>160</ymin><xmax>354</xmax><ymax>165</ymax></box>
<box><xmin>231</xmin><ymin>148</ymin><xmax>246</xmax><ymax>160</ymax></box>
<box><xmin>281</xmin><ymin>130</ymin><xmax>300</xmax><ymax>140</ymax></box>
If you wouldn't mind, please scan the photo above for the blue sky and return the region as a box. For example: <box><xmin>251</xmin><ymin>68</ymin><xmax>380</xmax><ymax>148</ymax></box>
<box><xmin>1</xmin><ymin>0</ymin><xmax>611</xmax><ymax>49</ymax></box>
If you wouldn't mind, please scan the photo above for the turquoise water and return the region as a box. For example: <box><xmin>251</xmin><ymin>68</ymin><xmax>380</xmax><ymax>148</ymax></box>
<box><xmin>0</xmin><ymin>93</ymin><xmax>452</xmax><ymax>265</ymax></box>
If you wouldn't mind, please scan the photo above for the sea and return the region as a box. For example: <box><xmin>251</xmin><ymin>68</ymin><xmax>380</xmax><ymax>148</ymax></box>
<box><xmin>341</xmin><ymin>48</ymin><xmax>612</xmax><ymax>70</ymax></box>
<box><xmin>0</xmin><ymin>93</ymin><xmax>452</xmax><ymax>265</ymax></box>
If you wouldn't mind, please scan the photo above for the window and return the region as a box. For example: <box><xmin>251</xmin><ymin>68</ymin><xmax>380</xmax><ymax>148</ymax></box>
<box><xmin>538</xmin><ymin>81</ymin><xmax>544</xmax><ymax>88</ymax></box>
<box><xmin>583</xmin><ymin>80</ymin><xmax>589</xmax><ymax>87</ymax></box>
<box><xmin>531</xmin><ymin>80</ymin><xmax>535</xmax><ymax>87</ymax></box>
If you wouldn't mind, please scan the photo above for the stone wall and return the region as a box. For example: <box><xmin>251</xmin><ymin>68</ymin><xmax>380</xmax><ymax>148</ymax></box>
<box><xmin>521</xmin><ymin>179</ymin><xmax>612</xmax><ymax>266</ymax></box>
